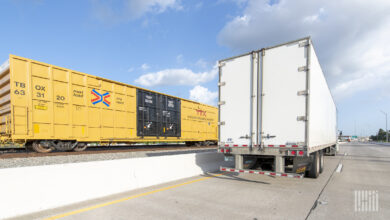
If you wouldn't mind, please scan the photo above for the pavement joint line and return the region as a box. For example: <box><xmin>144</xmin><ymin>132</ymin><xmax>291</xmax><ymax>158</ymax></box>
<box><xmin>305</xmin><ymin>153</ymin><xmax>347</xmax><ymax>220</ymax></box>
<box><xmin>43</xmin><ymin>173</ymin><xmax>225</xmax><ymax>220</ymax></box>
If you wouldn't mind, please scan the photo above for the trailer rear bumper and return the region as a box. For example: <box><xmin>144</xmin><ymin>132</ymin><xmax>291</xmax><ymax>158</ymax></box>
<box><xmin>220</xmin><ymin>167</ymin><xmax>304</xmax><ymax>179</ymax></box>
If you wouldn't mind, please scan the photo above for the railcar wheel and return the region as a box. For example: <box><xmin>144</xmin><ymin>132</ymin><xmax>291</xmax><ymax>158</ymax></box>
<box><xmin>32</xmin><ymin>141</ymin><xmax>53</xmax><ymax>153</ymax></box>
<box><xmin>73</xmin><ymin>143</ymin><xmax>87</xmax><ymax>152</ymax></box>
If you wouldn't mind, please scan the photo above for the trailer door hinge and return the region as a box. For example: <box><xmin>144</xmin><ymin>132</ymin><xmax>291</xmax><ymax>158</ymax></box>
<box><xmin>299</xmin><ymin>41</ymin><xmax>310</xmax><ymax>47</ymax></box>
<box><xmin>297</xmin><ymin>116</ymin><xmax>308</xmax><ymax>121</ymax></box>
<box><xmin>218</xmin><ymin>82</ymin><xmax>226</xmax><ymax>86</ymax></box>
<box><xmin>218</xmin><ymin>121</ymin><xmax>225</xmax><ymax>126</ymax></box>
<box><xmin>298</xmin><ymin>66</ymin><xmax>309</xmax><ymax>72</ymax></box>
<box><xmin>218</xmin><ymin>101</ymin><xmax>226</xmax><ymax>106</ymax></box>
<box><xmin>297</xmin><ymin>90</ymin><xmax>309</xmax><ymax>96</ymax></box>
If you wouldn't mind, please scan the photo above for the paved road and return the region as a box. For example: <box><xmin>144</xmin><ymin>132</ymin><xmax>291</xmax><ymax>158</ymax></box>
<box><xmin>16</xmin><ymin>143</ymin><xmax>390</xmax><ymax>220</ymax></box>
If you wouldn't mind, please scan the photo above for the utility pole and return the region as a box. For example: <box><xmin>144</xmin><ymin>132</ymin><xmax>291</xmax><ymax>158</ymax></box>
<box><xmin>380</xmin><ymin>110</ymin><xmax>388</xmax><ymax>142</ymax></box>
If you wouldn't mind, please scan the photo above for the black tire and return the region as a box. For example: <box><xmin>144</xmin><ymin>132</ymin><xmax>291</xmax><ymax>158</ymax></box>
<box><xmin>319</xmin><ymin>150</ymin><xmax>324</xmax><ymax>173</ymax></box>
<box><xmin>73</xmin><ymin>143</ymin><xmax>87</xmax><ymax>152</ymax></box>
<box><xmin>307</xmin><ymin>151</ymin><xmax>320</xmax><ymax>178</ymax></box>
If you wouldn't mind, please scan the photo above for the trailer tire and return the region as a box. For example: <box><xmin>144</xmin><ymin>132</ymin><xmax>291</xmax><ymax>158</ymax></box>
<box><xmin>319</xmin><ymin>150</ymin><xmax>324</xmax><ymax>174</ymax></box>
<box><xmin>308</xmin><ymin>151</ymin><xmax>320</xmax><ymax>178</ymax></box>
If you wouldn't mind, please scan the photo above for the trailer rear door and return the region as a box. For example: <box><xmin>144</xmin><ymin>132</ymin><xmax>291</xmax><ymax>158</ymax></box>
<box><xmin>261</xmin><ymin>40</ymin><xmax>308</xmax><ymax>146</ymax></box>
<box><xmin>219</xmin><ymin>54</ymin><xmax>258</xmax><ymax>146</ymax></box>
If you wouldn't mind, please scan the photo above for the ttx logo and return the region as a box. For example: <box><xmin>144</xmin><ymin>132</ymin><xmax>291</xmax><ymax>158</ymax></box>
<box><xmin>196</xmin><ymin>109</ymin><xmax>206</xmax><ymax>117</ymax></box>
<box><xmin>91</xmin><ymin>89</ymin><xmax>111</xmax><ymax>107</ymax></box>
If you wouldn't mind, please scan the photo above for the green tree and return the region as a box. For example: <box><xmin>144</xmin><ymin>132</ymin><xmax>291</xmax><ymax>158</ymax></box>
<box><xmin>371</xmin><ymin>129</ymin><xmax>389</xmax><ymax>141</ymax></box>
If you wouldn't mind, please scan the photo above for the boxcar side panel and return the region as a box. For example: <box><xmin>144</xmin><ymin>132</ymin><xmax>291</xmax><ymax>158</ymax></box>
<box><xmin>181</xmin><ymin>100</ymin><xmax>218</xmax><ymax>141</ymax></box>
<box><xmin>9</xmin><ymin>55</ymin><xmax>138</xmax><ymax>142</ymax></box>
<box><xmin>7</xmin><ymin>55</ymin><xmax>217</xmax><ymax>144</ymax></box>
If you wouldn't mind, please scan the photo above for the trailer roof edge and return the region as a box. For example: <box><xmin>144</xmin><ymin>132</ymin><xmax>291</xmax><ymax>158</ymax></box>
<box><xmin>218</xmin><ymin>36</ymin><xmax>311</xmax><ymax>63</ymax></box>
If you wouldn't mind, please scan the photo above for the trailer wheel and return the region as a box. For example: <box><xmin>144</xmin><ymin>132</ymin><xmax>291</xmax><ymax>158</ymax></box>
<box><xmin>319</xmin><ymin>150</ymin><xmax>324</xmax><ymax>173</ymax></box>
<box><xmin>73</xmin><ymin>143</ymin><xmax>87</xmax><ymax>152</ymax></box>
<box><xmin>307</xmin><ymin>151</ymin><xmax>320</xmax><ymax>178</ymax></box>
<box><xmin>32</xmin><ymin>141</ymin><xmax>53</xmax><ymax>153</ymax></box>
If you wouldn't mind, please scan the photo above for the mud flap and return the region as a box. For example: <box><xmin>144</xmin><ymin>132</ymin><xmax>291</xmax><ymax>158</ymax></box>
<box><xmin>292</xmin><ymin>156</ymin><xmax>311</xmax><ymax>174</ymax></box>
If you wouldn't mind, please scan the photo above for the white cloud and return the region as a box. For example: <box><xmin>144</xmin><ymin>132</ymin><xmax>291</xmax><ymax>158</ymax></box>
<box><xmin>91</xmin><ymin>0</ymin><xmax>182</xmax><ymax>23</ymax></box>
<box><xmin>176</xmin><ymin>54</ymin><xmax>183</xmax><ymax>63</ymax></box>
<box><xmin>141</xmin><ymin>63</ymin><xmax>150</xmax><ymax>70</ymax></box>
<box><xmin>195</xmin><ymin>59</ymin><xmax>207</xmax><ymax>69</ymax></box>
<box><xmin>127</xmin><ymin>67</ymin><xmax>134</xmax><ymax>72</ymax></box>
<box><xmin>195</xmin><ymin>2</ymin><xmax>203</xmax><ymax>9</ymax></box>
<box><xmin>189</xmin><ymin>85</ymin><xmax>218</xmax><ymax>106</ymax></box>
<box><xmin>303</xmin><ymin>8</ymin><xmax>325</xmax><ymax>23</ymax></box>
<box><xmin>135</xmin><ymin>64</ymin><xmax>217</xmax><ymax>87</ymax></box>
<box><xmin>217</xmin><ymin>0</ymin><xmax>390</xmax><ymax>101</ymax></box>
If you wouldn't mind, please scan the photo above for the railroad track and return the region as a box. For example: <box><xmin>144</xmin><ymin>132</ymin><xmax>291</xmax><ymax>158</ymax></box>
<box><xmin>0</xmin><ymin>145</ymin><xmax>217</xmax><ymax>159</ymax></box>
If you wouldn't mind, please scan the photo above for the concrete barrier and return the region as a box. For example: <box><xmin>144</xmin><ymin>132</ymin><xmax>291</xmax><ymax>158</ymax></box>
<box><xmin>0</xmin><ymin>151</ymin><xmax>232</xmax><ymax>219</ymax></box>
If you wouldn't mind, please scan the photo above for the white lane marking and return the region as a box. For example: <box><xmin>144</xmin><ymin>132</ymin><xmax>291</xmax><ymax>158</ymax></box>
<box><xmin>336</xmin><ymin>163</ymin><xmax>343</xmax><ymax>173</ymax></box>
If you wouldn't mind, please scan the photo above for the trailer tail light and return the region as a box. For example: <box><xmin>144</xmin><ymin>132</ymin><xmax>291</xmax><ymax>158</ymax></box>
<box><xmin>219</xmin><ymin>148</ymin><xmax>231</xmax><ymax>153</ymax></box>
<box><xmin>291</xmin><ymin>150</ymin><xmax>296</xmax><ymax>155</ymax></box>
<box><xmin>299</xmin><ymin>151</ymin><xmax>304</xmax><ymax>156</ymax></box>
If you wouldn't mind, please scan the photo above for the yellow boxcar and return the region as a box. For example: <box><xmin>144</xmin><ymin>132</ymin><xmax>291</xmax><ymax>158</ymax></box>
<box><xmin>0</xmin><ymin>55</ymin><xmax>218</xmax><ymax>152</ymax></box>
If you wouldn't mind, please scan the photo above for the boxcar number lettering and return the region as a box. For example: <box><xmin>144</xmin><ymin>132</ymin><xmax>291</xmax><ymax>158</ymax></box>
<box><xmin>35</xmin><ymin>85</ymin><xmax>46</xmax><ymax>98</ymax></box>
<box><xmin>36</xmin><ymin>92</ymin><xmax>45</xmax><ymax>98</ymax></box>
<box><xmin>35</xmin><ymin>85</ymin><xmax>45</xmax><ymax>91</ymax></box>
<box><xmin>56</xmin><ymin>95</ymin><xmax>65</xmax><ymax>101</ymax></box>
<box><xmin>14</xmin><ymin>81</ymin><xmax>26</xmax><ymax>96</ymax></box>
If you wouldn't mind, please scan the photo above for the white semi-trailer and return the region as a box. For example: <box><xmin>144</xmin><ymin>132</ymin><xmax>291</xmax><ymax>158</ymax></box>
<box><xmin>218</xmin><ymin>37</ymin><xmax>337</xmax><ymax>178</ymax></box>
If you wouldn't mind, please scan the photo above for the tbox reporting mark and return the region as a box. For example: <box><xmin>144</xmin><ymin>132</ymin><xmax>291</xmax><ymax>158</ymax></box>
<box><xmin>91</xmin><ymin>89</ymin><xmax>110</xmax><ymax>107</ymax></box>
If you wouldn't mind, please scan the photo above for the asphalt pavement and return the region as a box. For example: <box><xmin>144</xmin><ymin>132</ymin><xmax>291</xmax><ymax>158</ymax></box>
<box><xmin>13</xmin><ymin>142</ymin><xmax>390</xmax><ymax>220</ymax></box>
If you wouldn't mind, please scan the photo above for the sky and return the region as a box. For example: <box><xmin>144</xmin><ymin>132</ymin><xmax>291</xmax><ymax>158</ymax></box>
<box><xmin>1</xmin><ymin>0</ymin><xmax>390</xmax><ymax>136</ymax></box>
